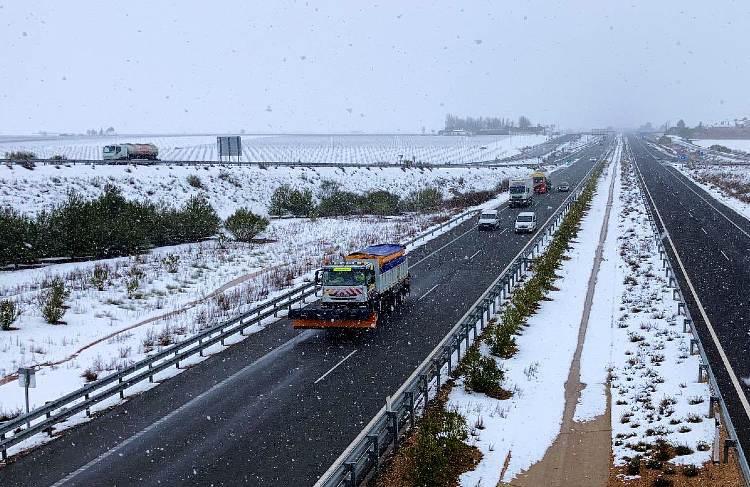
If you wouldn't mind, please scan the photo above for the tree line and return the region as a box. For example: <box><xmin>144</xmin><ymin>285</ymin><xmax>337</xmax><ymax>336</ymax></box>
<box><xmin>444</xmin><ymin>114</ymin><xmax>533</xmax><ymax>132</ymax></box>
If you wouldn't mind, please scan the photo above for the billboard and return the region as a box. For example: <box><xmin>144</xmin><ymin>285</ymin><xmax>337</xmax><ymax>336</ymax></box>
<box><xmin>217</xmin><ymin>136</ymin><xmax>242</xmax><ymax>160</ymax></box>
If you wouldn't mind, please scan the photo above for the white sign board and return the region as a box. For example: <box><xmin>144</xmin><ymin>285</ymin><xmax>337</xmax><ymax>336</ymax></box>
<box><xmin>18</xmin><ymin>367</ymin><xmax>36</xmax><ymax>388</ymax></box>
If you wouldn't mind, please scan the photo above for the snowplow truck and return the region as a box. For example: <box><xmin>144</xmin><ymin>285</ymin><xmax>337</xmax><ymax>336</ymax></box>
<box><xmin>289</xmin><ymin>244</ymin><xmax>410</xmax><ymax>329</ymax></box>
<box><xmin>531</xmin><ymin>171</ymin><xmax>550</xmax><ymax>194</ymax></box>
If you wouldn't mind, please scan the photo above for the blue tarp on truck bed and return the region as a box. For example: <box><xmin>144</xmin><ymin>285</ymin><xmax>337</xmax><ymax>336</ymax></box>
<box><xmin>359</xmin><ymin>244</ymin><xmax>404</xmax><ymax>256</ymax></box>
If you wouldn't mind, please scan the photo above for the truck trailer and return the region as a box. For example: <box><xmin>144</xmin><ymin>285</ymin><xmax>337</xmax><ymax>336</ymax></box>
<box><xmin>103</xmin><ymin>143</ymin><xmax>159</xmax><ymax>162</ymax></box>
<box><xmin>509</xmin><ymin>178</ymin><xmax>533</xmax><ymax>207</ymax></box>
<box><xmin>289</xmin><ymin>244</ymin><xmax>410</xmax><ymax>329</ymax></box>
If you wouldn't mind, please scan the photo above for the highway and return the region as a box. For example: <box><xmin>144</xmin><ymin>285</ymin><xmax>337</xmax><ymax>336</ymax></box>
<box><xmin>628</xmin><ymin>135</ymin><xmax>750</xmax><ymax>470</ymax></box>
<box><xmin>0</xmin><ymin>141</ymin><xmax>611</xmax><ymax>487</ymax></box>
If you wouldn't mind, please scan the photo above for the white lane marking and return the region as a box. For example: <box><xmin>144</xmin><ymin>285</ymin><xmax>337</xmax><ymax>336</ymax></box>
<box><xmin>468</xmin><ymin>250</ymin><xmax>481</xmax><ymax>260</ymax></box>
<box><xmin>632</xmin><ymin>145</ymin><xmax>750</xmax><ymax>425</ymax></box>
<box><xmin>721</xmin><ymin>250</ymin><xmax>730</xmax><ymax>262</ymax></box>
<box><xmin>417</xmin><ymin>284</ymin><xmax>439</xmax><ymax>301</ymax></box>
<box><xmin>663</xmin><ymin>165</ymin><xmax>750</xmax><ymax>240</ymax></box>
<box><xmin>313</xmin><ymin>350</ymin><xmax>357</xmax><ymax>385</ymax></box>
<box><xmin>498</xmin><ymin>228</ymin><xmax>508</xmax><ymax>235</ymax></box>
<box><xmin>410</xmin><ymin>225</ymin><xmax>478</xmax><ymax>268</ymax></box>
<box><xmin>49</xmin><ymin>330</ymin><xmax>314</xmax><ymax>487</ymax></box>
<box><xmin>701</xmin><ymin>227</ymin><xmax>708</xmax><ymax>235</ymax></box>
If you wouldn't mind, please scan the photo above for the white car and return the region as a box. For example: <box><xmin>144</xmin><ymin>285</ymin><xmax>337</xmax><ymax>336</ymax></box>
<box><xmin>514</xmin><ymin>212</ymin><xmax>537</xmax><ymax>233</ymax></box>
<box><xmin>478</xmin><ymin>210</ymin><xmax>501</xmax><ymax>230</ymax></box>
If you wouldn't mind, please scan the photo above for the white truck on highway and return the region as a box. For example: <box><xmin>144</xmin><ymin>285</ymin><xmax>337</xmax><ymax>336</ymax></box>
<box><xmin>509</xmin><ymin>178</ymin><xmax>533</xmax><ymax>208</ymax></box>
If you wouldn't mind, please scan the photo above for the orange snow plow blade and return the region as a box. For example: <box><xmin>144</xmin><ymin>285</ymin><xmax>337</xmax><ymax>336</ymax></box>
<box><xmin>292</xmin><ymin>312</ymin><xmax>378</xmax><ymax>330</ymax></box>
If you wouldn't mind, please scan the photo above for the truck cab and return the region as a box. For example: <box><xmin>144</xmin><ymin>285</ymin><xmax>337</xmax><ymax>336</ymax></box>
<box><xmin>318</xmin><ymin>265</ymin><xmax>374</xmax><ymax>305</ymax></box>
<box><xmin>509</xmin><ymin>179</ymin><xmax>533</xmax><ymax>207</ymax></box>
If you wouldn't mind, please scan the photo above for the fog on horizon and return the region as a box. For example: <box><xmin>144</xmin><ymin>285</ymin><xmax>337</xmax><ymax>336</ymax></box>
<box><xmin>1</xmin><ymin>0</ymin><xmax>748</xmax><ymax>135</ymax></box>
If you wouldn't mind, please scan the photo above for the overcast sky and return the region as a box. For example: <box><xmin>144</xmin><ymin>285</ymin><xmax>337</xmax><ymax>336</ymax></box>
<box><xmin>2</xmin><ymin>1</ymin><xmax>749</xmax><ymax>134</ymax></box>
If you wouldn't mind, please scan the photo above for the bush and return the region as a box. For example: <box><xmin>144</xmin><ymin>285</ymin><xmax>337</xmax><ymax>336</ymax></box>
<box><xmin>408</xmin><ymin>408</ymin><xmax>468</xmax><ymax>487</ymax></box>
<box><xmin>0</xmin><ymin>207</ymin><xmax>38</xmax><ymax>267</ymax></box>
<box><xmin>40</xmin><ymin>277</ymin><xmax>69</xmax><ymax>324</ymax></box>
<box><xmin>50</xmin><ymin>154</ymin><xmax>67</xmax><ymax>161</ymax></box>
<box><xmin>488</xmin><ymin>321</ymin><xmax>518</xmax><ymax>358</ymax></box>
<box><xmin>268</xmin><ymin>185</ymin><xmax>315</xmax><ymax>217</ymax></box>
<box><xmin>463</xmin><ymin>347</ymin><xmax>505</xmax><ymax>395</ymax></box>
<box><xmin>362</xmin><ymin>190</ymin><xmax>401</xmax><ymax>216</ymax></box>
<box><xmin>161</xmin><ymin>254</ymin><xmax>180</xmax><ymax>273</ymax></box>
<box><xmin>403</xmin><ymin>187</ymin><xmax>443</xmax><ymax>213</ymax></box>
<box><xmin>0</xmin><ymin>300</ymin><xmax>19</xmax><ymax>330</ymax></box>
<box><xmin>186</xmin><ymin>174</ymin><xmax>203</xmax><ymax>188</ymax></box>
<box><xmin>90</xmin><ymin>264</ymin><xmax>109</xmax><ymax>291</ymax></box>
<box><xmin>177</xmin><ymin>195</ymin><xmax>221</xmax><ymax>242</ymax></box>
<box><xmin>225</xmin><ymin>208</ymin><xmax>269</xmax><ymax>242</ymax></box>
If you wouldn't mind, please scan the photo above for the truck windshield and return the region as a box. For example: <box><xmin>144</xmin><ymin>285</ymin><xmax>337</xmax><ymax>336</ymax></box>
<box><xmin>103</xmin><ymin>146</ymin><xmax>116</xmax><ymax>153</ymax></box>
<box><xmin>510</xmin><ymin>186</ymin><xmax>526</xmax><ymax>194</ymax></box>
<box><xmin>517</xmin><ymin>215</ymin><xmax>534</xmax><ymax>222</ymax></box>
<box><xmin>323</xmin><ymin>269</ymin><xmax>369</xmax><ymax>286</ymax></box>
<box><xmin>481</xmin><ymin>212</ymin><xmax>496</xmax><ymax>219</ymax></box>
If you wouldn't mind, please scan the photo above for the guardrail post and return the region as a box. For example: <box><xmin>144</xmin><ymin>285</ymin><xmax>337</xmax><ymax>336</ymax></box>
<box><xmin>709</xmin><ymin>396</ymin><xmax>720</xmax><ymax>418</ymax></box>
<box><xmin>148</xmin><ymin>362</ymin><xmax>154</xmax><ymax>383</ymax></box>
<box><xmin>668</xmin><ymin>276</ymin><xmax>675</xmax><ymax>288</ymax></box>
<box><xmin>690</xmin><ymin>339</ymin><xmax>699</xmax><ymax>355</ymax></box>
<box><xmin>406</xmin><ymin>391</ymin><xmax>415</xmax><ymax>429</ymax></box>
<box><xmin>387</xmin><ymin>410</ymin><xmax>400</xmax><ymax>450</ymax></box>
<box><xmin>367</xmin><ymin>434</ymin><xmax>380</xmax><ymax>477</ymax></box>
<box><xmin>199</xmin><ymin>338</ymin><xmax>204</xmax><ymax>356</ymax></box>
<box><xmin>683</xmin><ymin>318</ymin><xmax>692</xmax><ymax>334</ymax></box>
<box><xmin>434</xmin><ymin>359</ymin><xmax>442</xmax><ymax>390</ymax></box>
<box><xmin>119</xmin><ymin>377</ymin><xmax>125</xmax><ymax>399</ymax></box>
<box><xmin>677</xmin><ymin>302</ymin><xmax>685</xmax><ymax>315</ymax></box>
<box><xmin>444</xmin><ymin>346</ymin><xmax>452</xmax><ymax>373</ymax></box>
<box><xmin>85</xmin><ymin>393</ymin><xmax>90</xmax><ymax>417</ymax></box>
<box><xmin>345</xmin><ymin>462</ymin><xmax>357</xmax><ymax>487</ymax></box>
<box><xmin>724</xmin><ymin>438</ymin><xmax>737</xmax><ymax>464</ymax></box>
<box><xmin>698</xmin><ymin>363</ymin><xmax>708</xmax><ymax>383</ymax></box>
<box><xmin>421</xmin><ymin>374</ymin><xmax>429</xmax><ymax>404</ymax></box>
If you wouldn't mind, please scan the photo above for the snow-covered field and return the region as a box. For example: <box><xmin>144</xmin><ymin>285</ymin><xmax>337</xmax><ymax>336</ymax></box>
<box><xmin>0</xmin><ymin>163</ymin><xmax>543</xmax><ymax>218</ymax></box>
<box><xmin>0</xmin><ymin>133</ymin><xmax>549</xmax><ymax>164</ymax></box>
<box><xmin>693</xmin><ymin>139</ymin><xmax>750</xmax><ymax>153</ymax></box>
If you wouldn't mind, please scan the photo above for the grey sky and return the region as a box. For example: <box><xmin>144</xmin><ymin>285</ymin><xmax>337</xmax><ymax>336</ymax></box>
<box><xmin>2</xmin><ymin>1</ymin><xmax>749</xmax><ymax>134</ymax></box>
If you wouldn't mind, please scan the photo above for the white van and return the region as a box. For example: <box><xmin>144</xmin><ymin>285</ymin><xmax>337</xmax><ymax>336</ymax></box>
<box><xmin>478</xmin><ymin>210</ymin><xmax>501</xmax><ymax>230</ymax></box>
<box><xmin>514</xmin><ymin>212</ymin><xmax>537</xmax><ymax>233</ymax></box>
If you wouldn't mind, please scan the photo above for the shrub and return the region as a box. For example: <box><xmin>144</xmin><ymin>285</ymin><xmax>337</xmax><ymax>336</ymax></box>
<box><xmin>225</xmin><ymin>208</ymin><xmax>269</xmax><ymax>242</ymax></box>
<box><xmin>488</xmin><ymin>320</ymin><xmax>518</xmax><ymax>359</ymax></box>
<box><xmin>463</xmin><ymin>347</ymin><xmax>505</xmax><ymax>395</ymax></box>
<box><xmin>90</xmin><ymin>264</ymin><xmax>109</xmax><ymax>291</ymax></box>
<box><xmin>268</xmin><ymin>185</ymin><xmax>316</xmax><ymax>217</ymax></box>
<box><xmin>408</xmin><ymin>408</ymin><xmax>468</xmax><ymax>487</ymax></box>
<box><xmin>161</xmin><ymin>254</ymin><xmax>180</xmax><ymax>273</ymax></box>
<box><xmin>0</xmin><ymin>207</ymin><xmax>38</xmax><ymax>267</ymax></box>
<box><xmin>682</xmin><ymin>464</ymin><xmax>699</xmax><ymax>477</ymax></box>
<box><xmin>0</xmin><ymin>300</ymin><xmax>19</xmax><ymax>330</ymax></box>
<box><xmin>81</xmin><ymin>368</ymin><xmax>98</xmax><ymax>382</ymax></box>
<box><xmin>403</xmin><ymin>187</ymin><xmax>443</xmax><ymax>213</ymax></box>
<box><xmin>40</xmin><ymin>277</ymin><xmax>69</xmax><ymax>324</ymax></box>
<box><xmin>20</xmin><ymin>160</ymin><xmax>36</xmax><ymax>170</ymax></box>
<box><xmin>177</xmin><ymin>195</ymin><xmax>221</xmax><ymax>241</ymax></box>
<box><xmin>626</xmin><ymin>455</ymin><xmax>641</xmax><ymax>475</ymax></box>
<box><xmin>317</xmin><ymin>189</ymin><xmax>363</xmax><ymax>216</ymax></box>
<box><xmin>362</xmin><ymin>190</ymin><xmax>401</xmax><ymax>215</ymax></box>
<box><xmin>652</xmin><ymin>477</ymin><xmax>673</xmax><ymax>487</ymax></box>
<box><xmin>186</xmin><ymin>174</ymin><xmax>203</xmax><ymax>188</ymax></box>
<box><xmin>50</xmin><ymin>154</ymin><xmax>67</xmax><ymax>161</ymax></box>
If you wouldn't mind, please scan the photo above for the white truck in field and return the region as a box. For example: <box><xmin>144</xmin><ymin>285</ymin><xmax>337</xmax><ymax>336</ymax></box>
<box><xmin>289</xmin><ymin>244</ymin><xmax>410</xmax><ymax>329</ymax></box>
<box><xmin>103</xmin><ymin>143</ymin><xmax>159</xmax><ymax>162</ymax></box>
<box><xmin>509</xmin><ymin>178</ymin><xmax>533</xmax><ymax>208</ymax></box>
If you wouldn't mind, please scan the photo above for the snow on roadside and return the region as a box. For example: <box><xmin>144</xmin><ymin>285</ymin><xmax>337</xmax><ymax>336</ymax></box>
<box><xmin>671</xmin><ymin>163</ymin><xmax>750</xmax><ymax>224</ymax></box>
<box><xmin>606</xmin><ymin>155</ymin><xmax>714</xmax><ymax>468</ymax></box>
<box><xmin>0</xmin><ymin>163</ymin><xmax>537</xmax><ymax>218</ymax></box>
<box><xmin>447</xmin><ymin>152</ymin><xmax>616</xmax><ymax>486</ymax></box>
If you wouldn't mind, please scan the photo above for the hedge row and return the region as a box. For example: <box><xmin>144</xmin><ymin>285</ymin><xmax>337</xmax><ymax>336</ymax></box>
<box><xmin>0</xmin><ymin>185</ymin><xmax>268</xmax><ymax>267</ymax></box>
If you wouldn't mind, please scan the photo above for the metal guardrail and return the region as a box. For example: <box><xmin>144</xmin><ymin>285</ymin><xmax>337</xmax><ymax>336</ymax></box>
<box><xmin>0</xmin><ymin>201</ymin><xmax>486</xmax><ymax>461</ymax></box>
<box><xmin>314</xmin><ymin>151</ymin><xmax>609</xmax><ymax>487</ymax></box>
<box><xmin>628</xmin><ymin>138</ymin><xmax>750</xmax><ymax>486</ymax></box>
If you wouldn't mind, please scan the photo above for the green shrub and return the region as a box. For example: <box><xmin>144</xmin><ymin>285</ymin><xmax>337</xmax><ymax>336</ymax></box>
<box><xmin>403</xmin><ymin>187</ymin><xmax>443</xmax><ymax>213</ymax></box>
<box><xmin>488</xmin><ymin>321</ymin><xmax>518</xmax><ymax>358</ymax></box>
<box><xmin>268</xmin><ymin>184</ymin><xmax>315</xmax><ymax>216</ymax></box>
<box><xmin>161</xmin><ymin>254</ymin><xmax>180</xmax><ymax>273</ymax></box>
<box><xmin>362</xmin><ymin>190</ymin><xmax>401</xmax><ymax>215</ymax></box>
<box><xmin>0</xmin><ymin>300</ymin><xmax>19</xmax><ymax>330</ymax></box>
<box><xmin>5</xmin><ymin>151</ymin><xmax>36</xmax><ymax>160</ymax></box>
<box><xmin>90</xmin><ymin>264</ymin><xmax>109</xmax><ymax>291</ymax></box>
<box><xmin>225</xmin><ymin>208</ymin><xmax>269</xmax><ymax>242</ymax></box>
<box><xmin>463</xmin><ymin>347</ymin><xmax>505</xmax><ymax>395</ymax></box>
<box><xmin>408</xmin><ymin>408</ymin><xmax>468</xmax><ymax>487</ymax></box>
<box><xmin>40</xmin><ymin>277</ymin><xmax>69</xmax><ymax>324</ymax></box>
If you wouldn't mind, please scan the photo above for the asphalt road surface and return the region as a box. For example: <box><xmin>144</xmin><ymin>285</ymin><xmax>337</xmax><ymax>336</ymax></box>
<box><xmin>0</xmin><ymin>140</ymin><xmax>611</xmax><ymax>487</ymax></box>
<box><xmin>628</xmin><ymin>135</ymin><xmax>750</xmax><ymax>470</ymax></box>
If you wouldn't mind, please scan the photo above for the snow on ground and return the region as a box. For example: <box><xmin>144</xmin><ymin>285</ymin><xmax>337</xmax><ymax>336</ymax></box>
<box><xmin>0</xmin><ymin>163</ymin><xmax>539</xmax><ymax>218</ymax></box>
<box><xmin>672</xmin><ymin>163</ymin><xmax>750</xmax><ymax>223</ymax></box>
<box><xmin>605</xmin><ymin>155</ymin><xmax>713</xmax><ymax>468</ymax></box>
<box><xmin>0</xmin><ymin>213</ymin><xmax>443</xmax><ymax>415</ymax></box>
<box><xmin>0</xmin><ymin>133</ymin><xmax>548</xmax><ymax>164</ymax></box>
<box><xmin>447</xmin><ymin>148</ymin><xmax>617</xmax><ymax>486</ymax></box>
<box><xmin>693</xmin><ymin>139</ymin><xmax>750</xmax><ymax>154</ymax></box>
